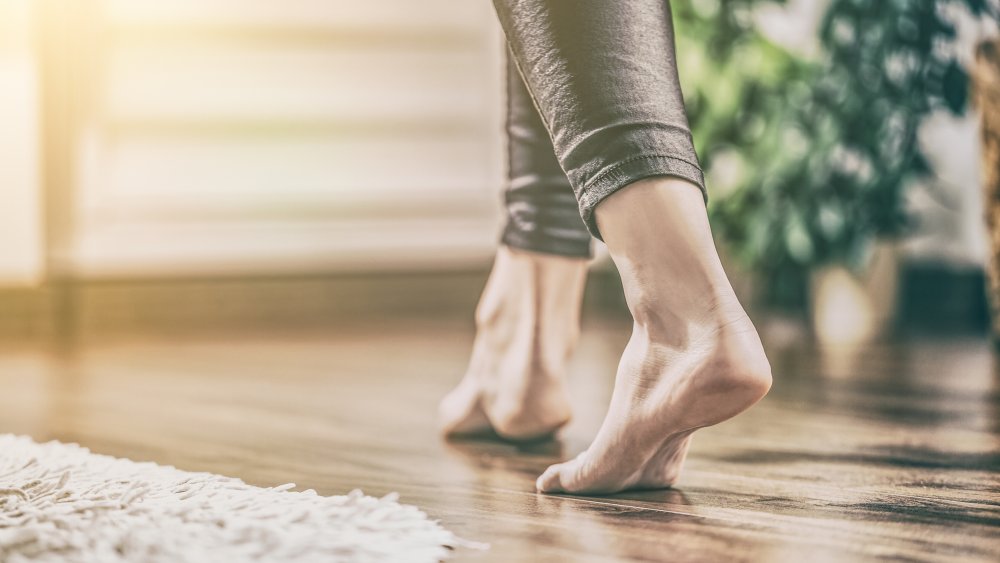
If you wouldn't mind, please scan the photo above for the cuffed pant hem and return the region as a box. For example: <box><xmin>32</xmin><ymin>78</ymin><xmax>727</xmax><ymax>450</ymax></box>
<box><xmin>500</xmin><ymin>227</ymin><xmax>593</xmax><ymax>259</ymax></box>
<box><xmin>578</xmin><ymin>154</ymin><xmax>708</xmax><ymax>241</ymax></box>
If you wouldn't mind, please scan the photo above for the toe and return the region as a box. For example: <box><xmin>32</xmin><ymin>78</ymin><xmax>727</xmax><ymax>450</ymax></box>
<box><xmin>536</xmin><ymin>463</ymin><xmax>567</xmax><ymax>493</ymax></box>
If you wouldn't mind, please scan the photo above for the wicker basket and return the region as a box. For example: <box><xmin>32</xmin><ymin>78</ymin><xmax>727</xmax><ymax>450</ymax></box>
<box><xmin>974</xmin><ymin>39</ymin><xmax>1000</xmax><ymax>343</ymax></box>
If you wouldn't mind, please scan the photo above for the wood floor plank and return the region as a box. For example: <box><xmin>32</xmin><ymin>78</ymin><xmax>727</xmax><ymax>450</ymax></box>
<box><xmin>0</xmin><ymin>319</ymin><xmax>997</xmax><ymax>561</ymax></box>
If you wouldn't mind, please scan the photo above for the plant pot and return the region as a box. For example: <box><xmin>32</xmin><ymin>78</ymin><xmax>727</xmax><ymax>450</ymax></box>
<box><xmin>809</xmin><ymin>242</ymin><xmax>899</xmax><ymax>345</ymax></box>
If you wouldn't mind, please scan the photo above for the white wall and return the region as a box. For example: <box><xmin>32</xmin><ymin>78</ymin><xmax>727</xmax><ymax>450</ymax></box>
<box><xmin>905</xmin><ymin>7</ymin><xmax>998</xmax><ymax>267</ymax></box>
<box><xmin>68</xmin><ymin>0</ymin><xmax>507</xmax><ymax>278</ymax></box>
<box><xmin>0</xmin><ymin>0</ymin><xmax>44</xmax><ymax>286</ymax></box>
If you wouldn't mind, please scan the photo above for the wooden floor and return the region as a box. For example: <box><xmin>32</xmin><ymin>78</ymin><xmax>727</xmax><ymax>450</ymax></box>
<box><xmin>0</xmin><ymin>318</ymin><xmax>998</xmax><ymax>562</ymax></box>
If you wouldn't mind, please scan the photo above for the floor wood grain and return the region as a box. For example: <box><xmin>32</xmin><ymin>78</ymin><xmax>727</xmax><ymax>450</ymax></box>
<box><xmin>0</xmin><ymin>319</ymin><xmax>997</xmax><ymax>562</ymax></box>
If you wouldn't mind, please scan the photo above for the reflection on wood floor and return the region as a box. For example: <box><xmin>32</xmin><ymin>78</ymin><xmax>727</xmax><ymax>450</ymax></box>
<box><xmin>0</xmin><ymin>318</ymin><xmax>997</xmax><ymax>562</ymax></box>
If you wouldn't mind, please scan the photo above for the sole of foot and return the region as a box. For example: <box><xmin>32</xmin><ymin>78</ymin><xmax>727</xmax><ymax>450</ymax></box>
<box><xmin>536</xmin><ymin>314</ymin><xmax>771</xmax><ymax>493</ymax></box>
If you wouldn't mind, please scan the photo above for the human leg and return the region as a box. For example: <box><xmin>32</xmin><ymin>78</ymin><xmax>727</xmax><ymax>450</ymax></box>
<box><xmin>439</xmin><ymin>52</ymin><xmax>591</xmax><ymax>440</ymax></box>
<box><xmin>491</xmin><ymin>0</ymin><xmax>771</xmax><ymax>493</ymax></box>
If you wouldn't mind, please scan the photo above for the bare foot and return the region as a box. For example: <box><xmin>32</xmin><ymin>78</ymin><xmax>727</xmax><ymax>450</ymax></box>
<box><xmin>536</xmin><ymin>178</ymin><xmax>772</xmax><ymax>494</ymax></box>
<box><xmin>439</xmin><ymin>246</ymin><xmax>588</xmax><ymax>440</ymax></box>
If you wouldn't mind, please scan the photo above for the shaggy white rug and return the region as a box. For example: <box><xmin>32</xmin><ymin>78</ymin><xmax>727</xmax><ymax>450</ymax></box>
<box><xmin>0</xmin><ymin>435</ymin><xmax>480</xmax><ymax>562</ymax></box>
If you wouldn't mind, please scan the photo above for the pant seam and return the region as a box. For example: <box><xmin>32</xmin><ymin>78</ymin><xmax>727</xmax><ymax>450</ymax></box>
<box><xmin>582</xmin><ymin>153</ymin><xmax>701</xmax><ymax>198</ymax></box>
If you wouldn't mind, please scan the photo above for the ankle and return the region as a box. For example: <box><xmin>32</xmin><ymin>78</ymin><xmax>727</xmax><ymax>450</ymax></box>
<box><xmin>474</xmin><ymin>246</ymin><xmax>587</xmax><ymax>330</ymax></box>
<box><xmin>627</xmin><ymin>292</ymin><xmax>771</xmax><ymax>393</ymax></box>
<box><xmin>624</xmin><ymin>279</ymin><xmax>743</xmax><ymax>345</ymax></box>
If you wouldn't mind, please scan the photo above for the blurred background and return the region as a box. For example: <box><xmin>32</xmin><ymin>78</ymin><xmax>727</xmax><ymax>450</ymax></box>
<box><xmin>3</xmin><ymin>4</ymin><xmax>998</xmax><ymax>556</ymax></box>
<box><xmin>0</xmin><ymin>0</ymin><xmax>998</xmax><ymax>346</ymax></box>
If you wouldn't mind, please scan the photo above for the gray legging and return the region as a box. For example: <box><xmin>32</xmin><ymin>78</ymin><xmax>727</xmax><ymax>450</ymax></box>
<box><xmin>495</xmin><ymin>0</ymin><xmax>707</xmax><ymax>258</ymax></box>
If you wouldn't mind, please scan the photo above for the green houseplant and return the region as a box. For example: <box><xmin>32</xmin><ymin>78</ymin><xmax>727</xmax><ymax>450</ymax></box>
<box><xmin>673</xmin><ymin>0</ymin><xmax>998</xmax><ymax>319</ymax></box>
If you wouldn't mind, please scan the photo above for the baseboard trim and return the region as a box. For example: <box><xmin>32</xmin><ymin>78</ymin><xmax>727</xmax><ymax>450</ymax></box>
<box><xmin>0</xmin><ymin>268</ymin><xmax>629</xmax><ymax>342</ymax></box>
